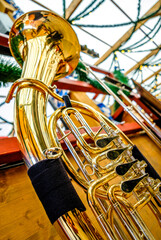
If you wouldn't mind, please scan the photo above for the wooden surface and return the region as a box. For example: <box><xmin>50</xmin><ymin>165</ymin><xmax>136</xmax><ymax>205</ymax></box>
<box><xmin>125</xmin><ymin>44</ymin><xmax>161</xmax><ymax>75</ymax></box>
<box><xmin>65</xmin><ymin>0</ymin><xmax>83</xmax><ymax>19</ymax></box>
<box><xmin>55</xmin><ymin>78</ymin><xmax>103</xmax><ymax>94</ymax></box>
<box><xmin>0</xmin><ymin>0</ymin><xmax>15</xmax><ymax>13</ymax></box>
<box><xmin>130</xmin><ymin>134</ymin><xmax>161</xmax><ymax>174</ymax></box>
<box><xmin>0</xmin><ymin>165</ymin><xmax>61</xmax><ymax>240</ymax></box>
<box><xmin>133</xmin><ymin>80</ymin><xmax>161</xmax><ymax>113</ymax></box>
<box><xmin>0</xmin><ymin>134</ymin><xmax>161</xmax><ymax>240</ymax></box>
<box><xmin>0</xmin><ymin>139</ymin><xmax>161</xmax><ymax>240</ymax></box>
<box><xmin>0</xmin><ymin>137</ymin><xmax>22</xmax><ymax>164</ymax></box>
<box><xmin>0</xmin><ymin>92</ymin><xmax>161</xmax><ymax>239</ymax></box>
<box><xmin>94</xmin><ymin>1</ymin><xmax>161</xmax><ymax>66</ymax></box>
<box><xmin>142</xmin><ymin>68</ymin><xmax>161</xmax><ymax>83</ymax></box>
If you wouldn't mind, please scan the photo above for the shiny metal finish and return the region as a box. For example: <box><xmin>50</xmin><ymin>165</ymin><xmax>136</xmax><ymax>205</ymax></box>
<box><xmin>9</xmin><ymin>10</ymin><xmax>80</xmax><ymax>79</ymax></box>
<box><xmin>8</xmin><ymin>10</ymin><xmax>80</xmax><ymax>166</ymax></box>
<box><xmin>49</xmin><ymin>100</ymin><xmax>161</xmax><ymax>239</ymax></box>
<box><xmin>118</xmin><ymin>89</ymin><xmax>161</xmax><ymax>140</ymax></box>
<box><xmin>7</xmin><ymin>10</ymin><xmax>161</xmax><ymax>240</ymax></box>
<box><xmin>80</xmin><ymin>60</ymin><xmax>161</xmax><ymax>148</ymax></box>
<box><xmin>7</xmin><ymin>10</ymin><xmax>106</xmax><ymax>240</ymax></box>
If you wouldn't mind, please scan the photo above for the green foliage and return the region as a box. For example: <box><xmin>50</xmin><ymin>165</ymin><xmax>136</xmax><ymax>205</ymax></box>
<box><xmin>75</xmin><ymin>62</ymin><xmax>87</xmax><ymax>81</ymax></box>
<box><xmin>69</xmin><ymin>0</ymin><xmax>105</xmax><ymax>22</ymax></box>
<box><xmin>70</xmin><ymin>5</ymin><xmax>161</xmax><ymax>28</ymax></box>
<box><xmin>75</xmin><ymin>62</ymin><xmax>131</xmax><ymax>112</ymax></box>
<box><xmin>10</xmin><ymin>34</ymin><xmax>24</xmax><ymax>66</ymax></box>
<box><xmin>0</xmin><ymin>56</ymin><xmax>21</xmax><ymax>86</ymax></box>
<box><xmin>75</xmin><ymin>62</ymin><xmax>130</xmax><ymax>96</ymax></box>
<box><xmin>113</xmin><ymin>70</ymin><xmax>132</xmax><ymax>87</ymax></box>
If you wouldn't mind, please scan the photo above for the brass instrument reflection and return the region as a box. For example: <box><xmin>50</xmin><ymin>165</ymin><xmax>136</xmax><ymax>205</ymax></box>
<box><xmin>6</xmin><ymin>10</ymin><xmax>161</xmax><ymax>240</ymax></box>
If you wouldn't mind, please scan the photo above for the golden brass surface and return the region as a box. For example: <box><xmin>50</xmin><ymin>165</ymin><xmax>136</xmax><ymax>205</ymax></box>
<box><xmin>80</xmin><ymin>60</ymin><xmax>161</xmax><ymax>148</ymax></box>
<box><xmin>48</xmin><ymin>101</ymin><xmax>161</xmax><ymax>239</ymax></box>
<box><xmin>7</xmin><ymin>10</ymin><xmax>161</xmax><ymax>240</ymax></box>
<box><xmin>9</xmin><ymin>10</ymin><xmax>80</xmax><ymax>79</ymax></box>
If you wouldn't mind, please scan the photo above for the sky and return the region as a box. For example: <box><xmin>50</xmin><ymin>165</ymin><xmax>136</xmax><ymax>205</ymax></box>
<box><xmin>10</xmin><ymin>0</ymin><xmax>161</xmax><ymax>83</ymax></box>
<box><xmin>0</xmin><ymin>0</ymin><xmax>160</xmax><ymax>136</ymax></box>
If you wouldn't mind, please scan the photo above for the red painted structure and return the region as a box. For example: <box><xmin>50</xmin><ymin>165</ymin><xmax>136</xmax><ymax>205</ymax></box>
<box><xmin>0</xmin><ymin>33</ymin><xmax>156</xmax><ymax>164</ymax></box>
<box><xmin>0</xmin><ymin>122</ymin><xmax>142</xmax><ymax>164</ymax></box>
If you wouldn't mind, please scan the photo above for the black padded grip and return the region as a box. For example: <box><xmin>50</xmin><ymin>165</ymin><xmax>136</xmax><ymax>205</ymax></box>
<box><xmin>132</xmin><ymin>145</ymin><xmax>161</xmax><ymax>181</ymax></box>
<box><xmin>63</xmin><ymin>95</ymin><xmax>72</xmax><ymax>108</ymax></box>
<box><xmin>28</xmin><ymin>158</ymin><xmax>86</xmax><ymax>224</ymax></box>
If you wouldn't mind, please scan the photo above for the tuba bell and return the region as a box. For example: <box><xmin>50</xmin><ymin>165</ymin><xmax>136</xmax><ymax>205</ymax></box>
<box><xmin>6</xmin><ymin>10</ymin><xmax>161</xmax><ymax>240</ymax></box>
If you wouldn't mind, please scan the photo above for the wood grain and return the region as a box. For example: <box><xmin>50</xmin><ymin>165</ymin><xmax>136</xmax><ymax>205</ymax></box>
<box><xmin>0</xmin><ymin>165</ymin><xmax>61</xmax><ymax>240</ymax></box>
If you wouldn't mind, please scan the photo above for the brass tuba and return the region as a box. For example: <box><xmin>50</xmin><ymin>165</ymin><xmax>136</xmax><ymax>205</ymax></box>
<box><xmin>6</xmin><ymin>10</ymin><xmax>161</xmax><ymax>240</ymax></box>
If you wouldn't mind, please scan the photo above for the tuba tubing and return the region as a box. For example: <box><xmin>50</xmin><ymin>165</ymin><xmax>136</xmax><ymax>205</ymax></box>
<box><xmin>79</xmin><ymin>60</ymin><xmax>161</xmax><ymax>149</ymax></box>
<box><xmin>7</xmin><ymin>10</ymin><xmax>161</xmax><ymax>240</ymax></box>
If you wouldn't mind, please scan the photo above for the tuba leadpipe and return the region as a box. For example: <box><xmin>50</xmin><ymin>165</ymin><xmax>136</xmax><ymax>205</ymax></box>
<box><xmin>79</xmin><ymin>60</ymin><xmax>161</xmax><ymax>149</ymax></box>
<box><xmin>6</xmin><ymin>10</ymin><xmax>161</xmax><ymax>240</ymax></box>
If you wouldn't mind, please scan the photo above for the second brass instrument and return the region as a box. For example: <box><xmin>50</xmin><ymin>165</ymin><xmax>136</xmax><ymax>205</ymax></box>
<box><xmin>6</xmin><ymin>10</ymin><xmax>161</xmax><ymax>240</ymax></box>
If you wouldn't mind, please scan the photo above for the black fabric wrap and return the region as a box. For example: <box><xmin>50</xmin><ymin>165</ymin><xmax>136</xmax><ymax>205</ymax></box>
<box><xmin>28</xmin><ymin>158</ymin><xmax>86</xmax><ymax>224</ymax></box>
<box><xmin>63</xmin><ymin>95</ymin><xmax>72</xmax><ymax>108</ymax></box>
<box><xmin>132</xmin><ymin>145</ymin><xmax>161</xmax><ymax>181</ymax></box>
